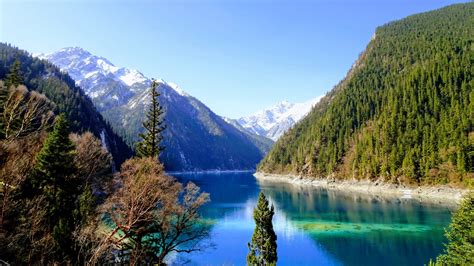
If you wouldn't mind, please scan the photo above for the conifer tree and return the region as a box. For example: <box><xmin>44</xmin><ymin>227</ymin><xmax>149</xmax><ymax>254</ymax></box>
<box><xmin>136</xmin><ymin>79</ymin><xmax>165</xmax><ymax>159</ymax></box>
<box><xmin>431</xmin><ymin>193</ymin><xmax>474</xmax><ymax>265</ymax></box>
<box><xmin>5</xmin><ymin>59</ymin><xmax>23</xmax><ymax>88</ymax></box>
<box><xmin>31</xmin><ymin>114</ymin><xmax>78</xmax><ymax>258</ymax></box>
<box><xmin>247</xmin><ymin>192</ymin><xmax>277</xmax><ymax>266</ymax></box>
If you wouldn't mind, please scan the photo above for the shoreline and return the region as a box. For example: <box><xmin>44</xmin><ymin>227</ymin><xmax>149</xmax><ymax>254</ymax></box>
<box><xmin>168</xmin><ymin>169</ymin><xmax>254</xmax><ymax>175</ymax></box>
<box><xmin>254</xmin><ymin>172</ymin><xmax>471</xmax><ymax>204</ymax></box>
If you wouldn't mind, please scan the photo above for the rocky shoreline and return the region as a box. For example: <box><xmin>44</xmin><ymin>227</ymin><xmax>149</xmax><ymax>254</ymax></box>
<box><xmin>254</xmin><ymin>172</ymin><xmax>470</xmax><ymax>204</ymax></box>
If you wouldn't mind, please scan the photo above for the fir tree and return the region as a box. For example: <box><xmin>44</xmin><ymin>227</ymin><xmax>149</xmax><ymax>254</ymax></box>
<box><xmin>5</xmin><ymin>59</ymin><xmax>23</xmax><ymax>88</ymax></box>
<box><xmin>31</xmin><ymin>114</ymin><xmax>78</xmax><ymax>259</ymax></box>
<box><xmin>431</xmin><ymin>193</ymin><xmax>474</xmax><ymax>265</ymax></box>
<box><xmin>136</xmin><ymin>79</ymin><xmax>165</xmax><ymax>159</ymax></box>
<box><xmin>247</xmin><ymin>192</ymin><xmax>277</xmax><ymax>266</ymax></box>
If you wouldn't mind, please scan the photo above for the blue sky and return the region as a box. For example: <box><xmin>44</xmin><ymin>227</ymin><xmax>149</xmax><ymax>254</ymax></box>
<box><xmin>0</xmin><ymin>0</ymin><xmax>468</xmax><ymax>118</ymax></box>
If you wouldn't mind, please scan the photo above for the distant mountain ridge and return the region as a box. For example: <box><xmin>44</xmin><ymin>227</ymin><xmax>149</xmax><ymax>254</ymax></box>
<box><xmin>234</xmin><ymin>97</ymin><xmax>322</xmax><ymax>141</ymax></box>
<box><xmin>38</xmin><ymin>48</ymin><xmax>272</xmax><ymax>171</ymax></box>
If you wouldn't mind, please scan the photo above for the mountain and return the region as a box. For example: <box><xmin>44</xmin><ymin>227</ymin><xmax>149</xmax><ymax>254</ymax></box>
<box><xmin>38</xmin><ymin>48</ymin><xmax>272</xmax><ymax>171</ymax></box>
<box><xmin>0</xmin><ymin>43</ymin><xmax>133</xmax><ymax>166</ymax></box>
<box><xmin>235</xmin><ymin>97</ymin><xmax>322</xmax><ymax>141</ymax></box>
<box><xmin>36</xmin><ymin>47</ymin><xmax>146</xmax><ymax>110</ymax></box>
<box><xmin>259</xmin><ymin>3</ymin><xmax>474</xmax><ymax>187</ymax></box>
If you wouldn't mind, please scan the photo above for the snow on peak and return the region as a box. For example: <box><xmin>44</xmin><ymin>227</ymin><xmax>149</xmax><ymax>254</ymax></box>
<box><xmin>115</xmin><ymin>68</ymin><xmax>148</xmax><ymax>86</ymax></box>
<box><xmin>37</xmin><ymin>46</ymin><xmax>196</xmax><ymax>109</ymax></box>
<box><xmin>237</xmin><ymin>96</ymin><xmax>323</xmax><ymax>141</ymax></box>
<box><xmin>37</xmin><ymin>47</ymin><xmax>148</xmax><ymax>90</ymax></box>
<box><xmin>167</xmin><ymin>82</ymin><xmax>189</xmax><ymax>97</ymax></box>
<box><xmin>60</xmin><ymin>46</ymin><xmax>89</xmax><ymax>53</ymax></box>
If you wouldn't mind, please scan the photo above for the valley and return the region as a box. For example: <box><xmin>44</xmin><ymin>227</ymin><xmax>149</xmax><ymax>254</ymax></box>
<box><xmin>0</xmin><ymin>1</ymin><xmax>472</xmax><ymax>265</ymax></box>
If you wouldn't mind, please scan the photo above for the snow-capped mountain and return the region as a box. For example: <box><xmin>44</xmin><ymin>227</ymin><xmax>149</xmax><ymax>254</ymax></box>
<box><xmin>37</xmin><ymin>47</ymin><xmax>160</xmax><ymax>110</ymax></box>
<box><xmin>37</xmin><ymin>47</ymin><xmax>272</xmax><ymax>171</ymax></box>
<box><xmin>236</xmin><ymin>97</ymin><xmax>323</xmax><ymax>141</ymax></box>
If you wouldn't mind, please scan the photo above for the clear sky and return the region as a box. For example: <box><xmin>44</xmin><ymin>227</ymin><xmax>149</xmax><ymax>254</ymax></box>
<box><xmin>0</xmin><ymin>0</ymin><xmax>468</xmax><ymax>118</ymax></box>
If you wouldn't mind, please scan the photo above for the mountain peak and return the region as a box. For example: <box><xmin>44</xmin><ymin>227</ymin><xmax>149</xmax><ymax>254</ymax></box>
<box><xmin>39</xmin><ymin>47</ymin><xmax>150</xmax><ymax>92</ymax></box>
<box><xmin>167</xmin><ymin>82</ymin><xmax>189</xmax><ymax>97</ymax></box>
<box><xmin>58</xmin><ymin>46</ymin><xmax>90</xmax><ymax>55</ymax></box>
<box><xmin>236</xmin><ymin>96</ymin><xmax>322</xmax><ymax>141</ymax></box>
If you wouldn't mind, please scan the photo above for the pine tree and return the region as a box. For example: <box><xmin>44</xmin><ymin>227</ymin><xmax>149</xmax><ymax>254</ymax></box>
<box><xmin>31</xmin><ymin>114</ymin><xmax>78</xmax><ymax>258</ymax></box>
<box><xmin>432</xmin><ymin>193</ymin><xmax>474</xmax><ymax>265</ymax></box>
<box><xmin>247</xmin><ymin>192</ymin><xmax>277</xmax><ymax>266</ymax></box>
<box><xmin>135</xmin><ymin>79</ymin><xmax>165</xmax><ymax>159</ymax></box>
<box><xmin>5</xmin><ymin>59</ymin><xmax>23</xmax><ymax>88</ymax></box>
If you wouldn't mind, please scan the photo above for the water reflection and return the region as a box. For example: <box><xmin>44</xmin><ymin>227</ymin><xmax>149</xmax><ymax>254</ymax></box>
<box><xmin>258</xmin><ymin>179</ymin><xmax>453</xmax><ymax>266</ymax></box>
<box><xmin>172</xmin><ymin>172</ymin><xmax>453</xmax><ymax>266</ymax></box>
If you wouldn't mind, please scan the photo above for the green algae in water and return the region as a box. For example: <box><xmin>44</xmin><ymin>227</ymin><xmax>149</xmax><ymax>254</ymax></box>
<box><xmin>294</xmin><ymin>220</ymin><xmax>432</xmax><ymax>235</ymax></box>
<box><xmin>174</xmin><ymin>171</ymin><xmax>453</xmax><ymax>266</ymax></box>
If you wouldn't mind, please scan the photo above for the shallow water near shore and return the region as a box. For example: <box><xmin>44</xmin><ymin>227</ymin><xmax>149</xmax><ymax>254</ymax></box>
<box><xmin>172</xmin><ymin>171</ymin><xmax>454</xmax><ymax>266</ymax></box>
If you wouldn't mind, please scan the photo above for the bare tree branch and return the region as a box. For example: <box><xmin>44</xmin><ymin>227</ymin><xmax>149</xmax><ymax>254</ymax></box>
<box><xmin>90</xmin><ymin>157</ymin><xmax>211</xmax><ymax>265</ymax></box>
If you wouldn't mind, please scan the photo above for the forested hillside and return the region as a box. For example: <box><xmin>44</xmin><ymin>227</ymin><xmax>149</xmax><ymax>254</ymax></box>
<box><xmin>259</xmin><ymin>3</ymin><xmax>474</xmax><ymax>187</ymax></box>
<box><xmin>0</xmin><ymin>43</ymin><xmax>132</xmax><ymax>165</ymax></box>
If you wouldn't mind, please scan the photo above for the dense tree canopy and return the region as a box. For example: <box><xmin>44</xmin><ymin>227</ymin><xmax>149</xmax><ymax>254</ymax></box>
<box><xmin>259</xmin><ymin>3</ymin><xmax>474</xmax><ymax>187</ymax></box>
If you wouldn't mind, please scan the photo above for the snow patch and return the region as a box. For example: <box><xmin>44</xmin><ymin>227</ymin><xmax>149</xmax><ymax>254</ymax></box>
<box><xmin>237</xmin><ymin>96</ymin><xmax>323</xmax><ymax>141</ymax></box>
<box><xmin>117</xmin><ymin>68</ymin><xmax>147</xmax><ymax>86</ymax></box>
<box><xmin>167</xmin><ymin>82</ymin><xmax>189</xmax><ymax>97</ymax></box>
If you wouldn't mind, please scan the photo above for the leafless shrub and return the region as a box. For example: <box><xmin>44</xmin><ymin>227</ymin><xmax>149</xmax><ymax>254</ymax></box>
<box><xmin>0</xmin><ymin>133</ymin><xmax>46</xmax><ymax>226</ymax></box>
<box><xmin>70</xmin><ymin>131</ymin><xmax>112</xmax><ymax>182</ymax></box>
<box><xmin>1</xmin><ymin>82</ymin><xmax>54</xmax><ymax>142</ymax></box>
<box><xmin>90</xmin><ymin>157</ymin><xmax>211</xmax><ymax>265</ymax></box>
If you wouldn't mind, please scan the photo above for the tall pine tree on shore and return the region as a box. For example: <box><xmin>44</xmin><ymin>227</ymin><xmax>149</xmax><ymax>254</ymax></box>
<box><xmin>247</xmin><ymin>192</ymin><xmax>277</xmax><ymax>266</ymax></box>
<box><xmin>30</xmin><ymin>114</ymin><xmax>79</xmax><ymax>260</ymax></box>
<box><xmin>135</xmin><ymin>79</ymin><xmax>165</xmax><ymax>159</ymax></box>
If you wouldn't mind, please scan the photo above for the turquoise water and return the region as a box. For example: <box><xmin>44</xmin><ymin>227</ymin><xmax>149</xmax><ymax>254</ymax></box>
<box><xmin>172</xmin><ymin>172</ymin><xmax>454</xmax><ymax>266</ymax></box>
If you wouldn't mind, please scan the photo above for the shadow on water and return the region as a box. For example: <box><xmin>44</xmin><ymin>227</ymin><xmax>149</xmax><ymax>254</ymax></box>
<box><xmin>172</xmin><ymin>172</ymin><xmax>454</xmax><ymax>266</ymax></box>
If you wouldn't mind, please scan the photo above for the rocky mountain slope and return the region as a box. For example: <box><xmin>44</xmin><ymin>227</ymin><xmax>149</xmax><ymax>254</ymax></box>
<box><xmin>38</xmin><ymin>48</ymin><xmax>272</xmax><ymax>171</ymax></box>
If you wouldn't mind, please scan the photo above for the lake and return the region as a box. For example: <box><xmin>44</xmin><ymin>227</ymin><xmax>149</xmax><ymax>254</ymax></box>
<box><xmin>172</xmin><ymin>171</ymin><xmax>454</xmax><ymax>266</ymax></box>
